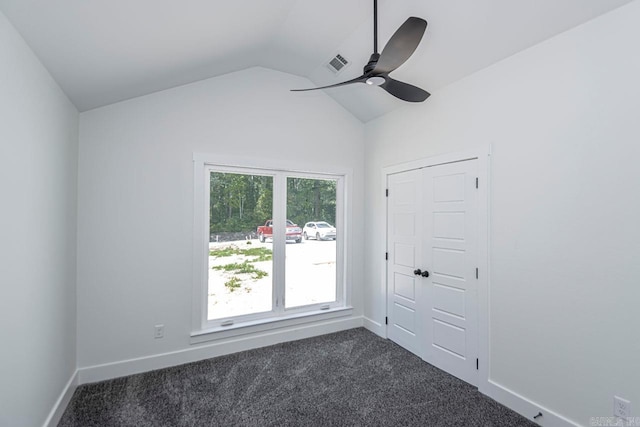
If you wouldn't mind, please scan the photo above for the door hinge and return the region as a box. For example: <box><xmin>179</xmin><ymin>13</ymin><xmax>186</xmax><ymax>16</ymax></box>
<box><xmin>476</xmin><ymin>268</ymin><xmax>479</xmax><ymax>279</ymax></box>
<box><xmin>385</xmin><ymin>188</ymin><xmax>389</xmax><ymax>197</ymax></box>
<box><xmin>385</xmin><ymin>316</ymin><xmax>388</xmax><ymax>325</ymax></box>
<box><xmin>385</xmin><ymin>252</ymin><xmax>389</xmax><ymax>260</ymax></box>
<box><xmin>475</xmin><ymin>177</ymin><xmax>479</xmax><ymax>189</ymax></box>
<box><xmin>476</xmin><ymin>358</ymin><xmax>479</xmax><ymax>370</ymax></box>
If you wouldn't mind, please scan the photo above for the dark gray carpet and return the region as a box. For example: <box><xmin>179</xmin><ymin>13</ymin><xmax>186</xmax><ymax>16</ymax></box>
<box><xmin>59</xmin><ymin>328</ymin><xmax>536</xmax><ymax>426</ymax></box>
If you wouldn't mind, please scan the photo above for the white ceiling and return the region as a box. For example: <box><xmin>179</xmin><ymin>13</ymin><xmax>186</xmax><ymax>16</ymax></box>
<box><xmin>0</xmin><ymin>0</ymin><xmax>633</xmax><ymax>122</ymax></box>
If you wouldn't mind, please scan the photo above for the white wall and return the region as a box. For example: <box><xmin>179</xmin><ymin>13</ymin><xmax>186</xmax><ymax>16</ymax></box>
<box><xmin>77</xmin><ymin>67</ymin><xmax>364</xmax><ymax>369</ymax></box>
<box><xmin>364</xmin><ymin>2</ymin><xmax>640</xmax><ymax>425</ymax></box>
<box><xmin>0</xmin><ymin>10</ymin><xmax>79</xmax><ymax>427</ymax></box>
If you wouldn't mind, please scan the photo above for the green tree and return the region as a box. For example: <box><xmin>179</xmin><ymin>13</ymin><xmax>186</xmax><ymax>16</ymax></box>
<box><xmin>209</xmin><ymin>173</ymin><xmax>337</xmax><ymax>234</ymax></box>
<box><xmin>287</xmin><ymin>178</ymin><xmax>336</xmax><ymax>226</ymax></box>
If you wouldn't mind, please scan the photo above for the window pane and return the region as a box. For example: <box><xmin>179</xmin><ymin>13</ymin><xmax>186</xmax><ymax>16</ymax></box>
<box><xmin>208</xmin><ymin>172</ymin><xmax>273</xmax><ymax>320</ymax></box>
<box><xmin>285</xmin><ymin>177</ymin><xmax>337</xmax><ymax>308</ymax></box>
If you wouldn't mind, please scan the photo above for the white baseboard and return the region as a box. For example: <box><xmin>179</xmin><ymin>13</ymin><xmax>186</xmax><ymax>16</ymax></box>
<box><xmin>363</xmin><ymin>316</ymin><xmax>386</xmax><ymax>338</ymax></box>
<box><xmin>43</xmin><ymin>370</ymin><xmax>78</xmax><ymax>427</ymax></box>
<box><xmin>484</xmin><ymin>379</ymin><xmax>582</xmax><ymax>427</ymax></box>
<box><xmin>78</xmin><ymin>316</ymin><xmax>364</xmax><ymax>385</ymax></box>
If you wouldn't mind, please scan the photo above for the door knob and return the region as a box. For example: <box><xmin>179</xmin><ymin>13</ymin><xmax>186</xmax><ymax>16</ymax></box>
<box><xmin>414</xmin><ymin>268</ymin><xmax>430</xmax><ymax>278</ymax></box>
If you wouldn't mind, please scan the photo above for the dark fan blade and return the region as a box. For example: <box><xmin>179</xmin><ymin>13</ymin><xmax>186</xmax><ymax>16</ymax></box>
<box><xmin>380</xmin><ymin>77</ymin><xmax>430</xmax><ymax>102</ymax></box>
<box><xmin>291</xmin><ymin>75</ymin><xmax>367</xmax><ymax>92</ymax></box>
<box><xmin>373</xmin><ymin>17</ymin><xmax>427</xmax><ymax>74</ymax></box>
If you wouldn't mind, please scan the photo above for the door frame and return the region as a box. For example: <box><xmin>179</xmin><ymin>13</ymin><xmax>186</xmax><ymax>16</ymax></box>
<box><xmin>381</xmin><ymin>147</ymin><xmax>491</xmax><ymax>393</ymax></box>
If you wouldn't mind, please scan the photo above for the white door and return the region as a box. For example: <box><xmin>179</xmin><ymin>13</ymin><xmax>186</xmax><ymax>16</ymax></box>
<box><xmin>387</xmin><ymin>159</ymin><xmax>479</xmax><ymax>386</ymax></box>
<box><xmin>386</xmin><ymin>169</ymin><xmax>423</xmax><ymax>355</ymax></box>
<box><xmin>423</xmin><ymin>159</ymin><xmax>478</xmax><ymax>385</ymax></box>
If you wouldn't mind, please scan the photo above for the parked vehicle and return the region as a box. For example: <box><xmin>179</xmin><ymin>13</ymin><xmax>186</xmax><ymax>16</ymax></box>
<box><xmin>257</xmin><ymin>220</ymin><xmax>303</xmax><ymax>243</ymax></box>
<box><xmin>303</xmin><ymin>221</ymin><xmax>337</xmax><ymax>241</ymax></box>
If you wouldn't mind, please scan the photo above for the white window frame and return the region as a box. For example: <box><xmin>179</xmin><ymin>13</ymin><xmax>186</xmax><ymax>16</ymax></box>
<box><xmin>191</xmin><ymin>153</ymin><xmax>352</xmax><ymax>343</ymax></box>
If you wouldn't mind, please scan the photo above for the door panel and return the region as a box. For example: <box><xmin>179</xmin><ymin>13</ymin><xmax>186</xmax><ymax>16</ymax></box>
<box><xmin>393</xmin><ymin>213</ymin><xmax>415</xmax><ymax>236</ymax></box>
<box><xmin>432</xmin><ymin>283</ymin><xmax>465</xmax><ymax>318</ymax></box>
<box><xmin>394</xmin><ymin>273</ymin><xmax>416</xmax><ymax>300</ymax></box>
<box><xmin>433</xmin><ymin>318</ymin><xmax>466</xmax><ymax>357</ymax></box>
<box><xmin>432</xmin><ymin>248</ymin><xmax>467</xmax><ymax>279</ymax></box>
<box><xmin>393</xmin><ymin>302</ymin><xmax>416</xmax><ymax>333</ymax></box>
<box><xmin>433</xmin><ymin>173</ymin><xmax>465</xmax><ymax>202</ymax></box>
<box><xmin>386</xmin><ymin>170</ymin><xmax>422</xmax><ymax>355</ymax></box>
<box><xmin>433</xmin><ymin>212</ymin><xmax>465</xmax><ymax>240</ymax></box>
<box><xmin>394</xmin><ymin>243</ymin><xmax>415</xmax><ymax>267</ymax></box>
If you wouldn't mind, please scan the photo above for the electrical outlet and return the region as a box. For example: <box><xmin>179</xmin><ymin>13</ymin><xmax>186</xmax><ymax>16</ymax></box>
<box><xmin>154</xmin><ymin>324</ymin><xmax>164</xmax><ymax>339</ymax></box>
<box><xmin>614</xmin><ymin>396</ymin><xmax>631</xmax><ymax>419</ymax></box>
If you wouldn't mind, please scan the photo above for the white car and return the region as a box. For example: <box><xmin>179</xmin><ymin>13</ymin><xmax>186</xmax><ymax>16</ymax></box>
<box><xmin>303</xmin><ymin>221</ymin><xmax>337</xmax><ymax>241</ymax></box>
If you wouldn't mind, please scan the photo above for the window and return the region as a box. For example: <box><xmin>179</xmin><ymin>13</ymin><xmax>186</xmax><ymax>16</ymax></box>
<box><xmin>208</xmin><ymin>170</ymin><xmax>274</xmax><ymax>320</ymax></box>
<box><xmin>192</xmin><ymin>156</ymin><xmax>350</xmax><ymax>338</ymax></box>
<box><xmin>285</xmin><ymin>176</ymin><xmax>339</xmax><ymax>309</ymax></box>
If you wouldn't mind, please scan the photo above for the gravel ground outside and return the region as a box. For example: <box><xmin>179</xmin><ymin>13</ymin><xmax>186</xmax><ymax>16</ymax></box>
<box><xmin>208</xmin><ymin>238</ymin><xmax>337</xmax><ymax>319</ymax></box>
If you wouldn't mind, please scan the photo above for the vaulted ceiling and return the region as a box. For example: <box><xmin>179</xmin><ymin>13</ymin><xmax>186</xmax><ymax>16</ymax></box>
<box><xmin>0</xmin><ymin>0</ymin><xmax>633</xmax><ymax>122</ymax></box>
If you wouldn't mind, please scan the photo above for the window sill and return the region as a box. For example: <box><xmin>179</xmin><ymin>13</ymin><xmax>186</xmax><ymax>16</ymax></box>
<box><xmin>190</xmin><ymin>306</ymin><xmax>353</xmax><ymax>345</ymax></box>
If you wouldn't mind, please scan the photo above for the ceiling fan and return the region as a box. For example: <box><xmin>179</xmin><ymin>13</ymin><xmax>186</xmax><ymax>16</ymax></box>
<box><xmin>292</xmin><ymin>0</ymin><xmax>430</xmax><ymax>102</ymax></box>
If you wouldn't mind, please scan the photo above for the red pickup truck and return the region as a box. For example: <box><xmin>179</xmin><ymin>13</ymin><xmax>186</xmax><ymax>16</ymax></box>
<box><xmin>257</xmin><ymin>220</ymin><xmax>303</xmax><ymax>243</ymax></box>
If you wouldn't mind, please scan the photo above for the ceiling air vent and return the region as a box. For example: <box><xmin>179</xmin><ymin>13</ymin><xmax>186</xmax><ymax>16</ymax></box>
<box><xmin>327</xmin><ymin>54</ymin><xmax>349</xmax><ymax>74</ymax></box>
